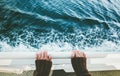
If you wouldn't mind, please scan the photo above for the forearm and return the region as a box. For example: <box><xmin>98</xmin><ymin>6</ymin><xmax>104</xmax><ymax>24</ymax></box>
<box><xmin>77</xmin><ymin>73</ymin><xmax>91</xmax><ymax>76</ymax></box>
<box><xmin>33</xmin><ymin>60</ymin><xmax>52</xmax><ymax>76</ymax></box>
<box><xmin>72</xmin><ymin>58</ymin><xmax>91</xmax><ymax>76</ymax></box>
<box><xmin>75</xmin><ymin>69</ymin><xmax>91</xmax><ymax>76</ymax></box>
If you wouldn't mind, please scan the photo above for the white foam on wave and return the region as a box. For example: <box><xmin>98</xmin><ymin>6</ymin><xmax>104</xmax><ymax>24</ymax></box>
<box><xmin>0</xmin><ymin>42</ymin><xmax>38</xmax><ymax>52</ymax></box>
<box><xmin>0</xmin><ymin>42</ymin><xmax>73</xmax><ymax>52</ymax></box>
<box><xmin>0</xmin><ymin>40</ymin><xmax>120</xmax><ymax>52</ymax></box>
<box><xmin>83</xmin><ymin>40</ymin><xmax>120</xmax><ymax>52</ymax></box>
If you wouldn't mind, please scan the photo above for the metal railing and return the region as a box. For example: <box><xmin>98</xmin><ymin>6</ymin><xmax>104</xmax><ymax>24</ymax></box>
<box><xmin>0</xmin><ymin>52</ymin><xmax>120</xmax><ymax>73</ymax></box>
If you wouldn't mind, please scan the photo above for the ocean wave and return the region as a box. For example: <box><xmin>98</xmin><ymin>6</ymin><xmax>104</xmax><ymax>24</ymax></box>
<box><xmin>0</xmin><ymin>0</ymin><xmax>120</xmax><ymax>51</ymax></box>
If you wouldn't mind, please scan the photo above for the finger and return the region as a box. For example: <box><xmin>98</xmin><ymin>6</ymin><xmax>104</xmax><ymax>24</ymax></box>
<box><xmin>76</xmin><ymin>51</ymin><xmax>80</xmax><ymax>57</ymax></box>
<box><xmin>75</xmin><ymin>51</ymin><xmax>79</xmax><ymax>57</ymax></box>
<box><xmin>74</xmin><ymin>50</ymin><xmax>78</xmax><ymax>57</ymax></box>
<box><xmin>80</xmin><ymin>51</ymin><xmax>85</xmax><ymax>57</ymax></box>
<box><xmin>48</xmin><ymin>55</ymin><xmax>52</xmax><ymax>61</ymax></box>
<box><xmin>36</xmin><ymin>52</ymin><xmax>39</xmax><ymax>60</ymax></box>
<box><xmin>41</xmin><ymin>51</ymin><xmax>44</xmax><ymax>60</ymax></box>
<box><xmin>38</xmin><ymin>52</ymin><xmax>42</xmax><ymax>60</ymax></box>
<box><xmin>71</xmin><ymin>51</ymin><xmax>75</xmax><ymax>58</ymax></box>
<box><xmin>44</xmin><ymin>51</ymin><xmax>47</xmax><ymax>60</ymax></box>
<box><xmin>77</xmin><ymin>50</ymin><xmax>80</xmax><ymax>57</ymax></box>
<box><xmin>83</xmin><ymin>52</ymin><xmax>86</xmax><ymax>58</ymax></box>
<box><xmin>75</xmin><ymin>51</ymin><xmax>77</xmax><ymax>57</ymax></box>
<box><xmin>43</xmin><ymin>51</ymin><xmax>46</xmax><ymax>60</ymax></box>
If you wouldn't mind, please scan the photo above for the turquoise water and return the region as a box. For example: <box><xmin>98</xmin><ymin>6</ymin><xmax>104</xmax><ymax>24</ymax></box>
<box><xmin>0</xmin><ymin>0</ymin><xmax>120</xmax><ymax>52</ymax></box>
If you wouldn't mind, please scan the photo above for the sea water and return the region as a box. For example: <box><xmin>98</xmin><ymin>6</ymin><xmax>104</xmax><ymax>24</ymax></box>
<box><xmin>0</xmin><ymin>0</ymin><xmax>120</xmax><ymax>52</ymax></box>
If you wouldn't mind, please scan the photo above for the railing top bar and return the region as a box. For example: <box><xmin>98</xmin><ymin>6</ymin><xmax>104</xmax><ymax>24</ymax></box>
<box><xmin>0</xmin><ymin>52</ymin><xmax>120</xmax><ymax>59</ymax></box>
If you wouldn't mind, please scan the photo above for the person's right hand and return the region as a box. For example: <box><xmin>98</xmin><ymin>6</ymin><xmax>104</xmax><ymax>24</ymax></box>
<box><xmin>71</xmin><ymin>50</ymin><xmax>90</xmax><ymax>76</ymax></box>
<box><xmin>71</xmin><ymin>50</ymin><xmax>86</xmax><ymax>58</ymax></box>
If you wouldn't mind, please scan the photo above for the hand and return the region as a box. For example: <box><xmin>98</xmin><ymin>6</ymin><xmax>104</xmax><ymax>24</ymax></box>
<box><xmin>71</xmin><ymin>50</ymin><xmax>86</xmax><ymax>58</ymax></box>
<box><xmin>71</xmin><ymin>50</ymin><xmax>87</xmax><ymax>67</ymax></box>
<box><xmin>36</xmin><ymin>51</ymin><xmax>52</xmax><ymax>61</ymax></box>
<box><xmin>71</xmin><ymin>50</ymin><xmax>90</xmax><ymax>76</ymax></box>
<box><xmin>34</xmin><ymin>51</ymin><xmax>52</xmax><ymax>76</ymax></box>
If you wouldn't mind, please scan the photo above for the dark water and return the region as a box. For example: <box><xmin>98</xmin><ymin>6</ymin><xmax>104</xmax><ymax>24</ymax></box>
<box><xmin>0</xmin><ymin>0</ymin><xmax>120</xmax><ymax>52</ymax></box>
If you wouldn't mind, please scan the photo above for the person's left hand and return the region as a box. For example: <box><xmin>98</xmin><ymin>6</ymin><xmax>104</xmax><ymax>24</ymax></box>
<box><xmin>36</xmin><ymin>51</ymin><xmax>52</xmax><ymax>61</ymax></box>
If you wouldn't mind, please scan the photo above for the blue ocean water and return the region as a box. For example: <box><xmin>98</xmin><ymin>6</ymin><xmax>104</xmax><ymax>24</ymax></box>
<box><xmin>0</xmin><ymin>0</ymin><xmax>120</xmax><ymax>52</ymax></box>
